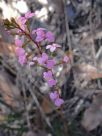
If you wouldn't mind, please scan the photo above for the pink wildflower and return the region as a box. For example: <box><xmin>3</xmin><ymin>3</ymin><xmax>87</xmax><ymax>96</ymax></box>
<box><xmin>46</xmin><ymin>31</ymin><xmax>55</xmax><ymax>42</ymax></box>
<box><xmin>28</xmin><ymin>61</ymin><xmax>34</xmax><ymax>67</ymax></box>
<box><xmin>46</xmin><ymin>43</ymin><xmax>61</xmax><ymax>52</ymax></box>
<box><xmin>54</xmin><ymin>98</ymin><xmax>64</xmax><ymax>107</ymax></box>
<box><xmin>47</xmin><ymin>79</ymin><xmax>56</xmax><ymax>87</ymax></box>
<box><xmin>25</xmin><ymin>11</ymin><xmax>35</xmax><ymax>18</ymax></box>
<box><xmin>18</xmin><ymin>55</ymin><xmax>27</xmax><ymax>66</ymax></box>
<box><xmin>43</xmin><ymin>71</ymin><xmax>56</xmax><ymax>87</ymax></box>
<box><xmin>46</xmin><ymin>59</ymin><xmax>56</xmax><ymax>69</ymax></box>
<box><xmin>63</xmin><ymin>56</ymin><xmax>69</xmax><ymax>63</ymax></box>
<box><xmin>17</xmin><ymin>11</ymin><xmax>34</xmax><ymax>31</ymax></box>
<box><xmin>43</xmin><ymin>71</ymin><xmax>53</xmax><ymax>80</ymax></box>
<box><xmin>32</xmin><ymin>28</ymin><xmax>46</xmax><ymax>34</ymax></box>
<box><xmin>33</xmin><ymin>56</ymin><xmax>38</xmax><ymax>61</ymax></box>
<box><xmin>49</xmin><ymin>91</ymin><xmax>64</xmax><ymax>107</ymax></box>
<box><xmin>15</xmin><ymin>47</ymin><xmax>25</xmax><ymax>56</ymax></box>
<box><xmin>15</xmin><ymin>39</ymin><xmax>23</xmax><ymax>47</ymax></box>
<box><xmin>49</xmin><ymin>91</ymin><xmax>59</xmax><ymax>101</ymax></box>
<box><xmin>35</xmin><ymin>29</ymin><xmax>46</xmax><ymax>42</ymax></box>
<box><xmin>37</xmin><ymin>53</ymin><xmax>48</xmax><ymax>65</ymax></box>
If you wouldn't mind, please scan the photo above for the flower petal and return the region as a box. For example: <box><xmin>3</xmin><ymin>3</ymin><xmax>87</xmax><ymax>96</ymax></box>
<box><xmin>54</xmin><ymin>98</ymin><xmax>64</xmax><ymax>107</ymax></box>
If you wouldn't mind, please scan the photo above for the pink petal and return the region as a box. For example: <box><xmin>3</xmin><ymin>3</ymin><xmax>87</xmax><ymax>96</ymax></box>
<box><xmin>47</xmin><ymin>79</ymin><xmax>56</xmax><ymax>87</ymax></box>
<box><xmin>46</xmin><ymin>45</ymin><xmax>52</xmax><ymax>49</ymax></box>
<box><xmin>53</xmin><ymin>43</ymin><xmax>61</xmax><ymax>48</ymax></box>
<box><xmin>43</xmin><ymin>71</ymin><xmax>53</xmax><ymax>80</ymax></box>
<box><xmin>28</xmin><ymin>61</ymin><xmax>34</xmax><ymax>67</ymax></box>
<box><xmin>16</xmin><ymin>47</ymin><xmax>25</xmax><ymax>56</ymax></box>
<box><xmin>42</xmin><ymin>53</ymin><xmax>48</xmax><ymax>62</ymax></box>
<box><xmin>35</xmin><ymin>29</ymin><xmax>45</xmax><ymax>42</ymax></box>
<box><xmin>49</xmin><ymin>91</ymin><xmax>59</xmax><ymax>101</ymax></box>
<box><xmin>37</xmin><ymin>53</ymin><xmax>48</xmax><ymax>65</ymax></box>
<box><xmin>25</xmin><ymin>11</ymin><xmax>35</xmax><ymax>18</ymax></box>
<box><xmin>35</xmin><ymin>36</ymin><xmax>44</xmax><ymax>42</ymax></box>
<box><xmin>32</xmin><ymin>29</ymin><xmax>36</xmax><ymax>34</ymax></box>
<box><xmin>63</xmin><ymin>56</ymin><xmax>69</xmax><ymax>63</ymax></box>
<box><xmin>18</xmin><ymin>55</ymin><xmax>27</xmax><ymax>65</ymax></box>
<box><xmin>15</xmin><ymin>39</ymin><xmax>23</xmax><ymax>47</ymax></box>
<box><xmin>17</xmin><ymin>17</ymin><xmax>26</xmax><ymax>24</ymax></box>
<box><xmin>50</xmin><ymin>46</ymin><xmax>56</xmax><ymax>52</ymax></box>
<box><xmin>46</xmin><ymin>59</ymin><xmax>56</xmax><ymax>69</ymax></box>
<box><xmin>54</xmin><ymin>98</ymin><xmax>64</xmax><ymax>107</ymax></box>
<box><xmin>46</xmin><ymin>31</ymin><xmax>55</xmax><ymax>42</ymax></box>
<box><xmin>33</xmin><ymin>57</ymin><xmax>38</xmax><ymax>61</ymax></box>
<box><xmin>37</xmin><ymin>28</ymin><xmax>46</xmax><ymax>31</ymax></box>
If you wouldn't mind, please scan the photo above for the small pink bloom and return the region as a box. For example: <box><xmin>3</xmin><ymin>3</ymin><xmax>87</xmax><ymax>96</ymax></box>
<box><xmin>17</xmin><ymin>17</ymin><xmax>26</xmax><ymax>31</ymax></box>
<box><xmin>33</xmin><ymin>57</ymin><xmax>38</xmax><ymax>61</ymax></box>
<box><xmin>63</xmin><ymin>56</ymin><xmax>69</xmax><ymax>63</ymax></box>
<box><xmin>18</xmin><ymin>17</ymin><xmax>26</xmax><ymax>24</ymax></box>
<box><xmin>43</xmin><ymin>71</ymin><xmax>53</xmax><ymax>80</ymax></box>
<box><xmin>32</xmin><ymin>28</ymin><xmax>46</xmax><ymax>34</ymax></box>
<box><xmin>18</xmin><ymin>55</ymin><xmax>27</xmax><ymax>66</ymax></box>
<box><xmin>46</xmin><ymin>43</ymin><xmax>61</xmax><ymax>52</ymax></box>
<box><xmin>15</xmin><ymin>47</ymin><xmax>25</xmax><ymax>56</ymax></box>
<box><xmin>47</xmin><ymin>79</ymin><xmax>56</xmax><ymax>87</ymax></box>
<box><xmin>25</xmin><ymin>11</ymin><xmax>35</xmax><ymax>18</ymax></box>
<box><xmin>15</xmin><ymin>39</ymin><xmax>23</xmax><ymax>47</ymax></box>
<box><xmin>46</xmin><ymin>31</ymin><xmax>55</xmax><ymax>42</ymax></box>
<box><xmin>46</xmin><ymin>59</ymin><xmax>56</xmax><ymax>69</ymax></box>
<box><xmin>54</xmin><ymin>98</ymin><xmax>64</xmax><ymax>107</ymax></box>
<box><xmin>37</xmin><ymin>53</ymin><xmax>48</xmax><ymax>65</ymax></box>
<box><xmin>35</xmin><ymin>29</ymin><xmax>45</xmax><ymax>42</ymax></box>
<box><xmin>28</xmin><ymin>61</ymin><xmax>34</xmax><ymax>67</ymax></box>
<box><xmin>49</xmin><ymin>91</ymin><xmax>59</xmax><ymax>101</ymax></box>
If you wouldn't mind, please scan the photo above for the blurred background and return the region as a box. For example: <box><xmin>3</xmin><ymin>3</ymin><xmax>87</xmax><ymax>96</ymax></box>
<box><xmin>0</xmin><ymin>0</ymin><xmax>102</xmax><ymax>136</ymax></box>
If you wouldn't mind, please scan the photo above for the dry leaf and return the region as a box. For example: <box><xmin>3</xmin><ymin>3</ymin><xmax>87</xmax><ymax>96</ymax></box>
<box><xmin>0</xmin><ymin>39</ymin><xmax>16</xmax><ymax>56</ymax></box>
<box><xmin>41</xmin><ymin>95</ymin><xmax>55</xmax><ymax>114</ymax></box>
<box><xmin>74</xmin><ymin>63</ymin><xmax>102</xmax><ymax>80</ymax></box>
<box><xmin>0</xmin><ymin>71</ymin><xmax>20</xmax><ymax>107</ymax></box>
<box><xmin>81</xmin><ymin>93</ymin><xmax>102</xmax><ymax>131</ymax></box>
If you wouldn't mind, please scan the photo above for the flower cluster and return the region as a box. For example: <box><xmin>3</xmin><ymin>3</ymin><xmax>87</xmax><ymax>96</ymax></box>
<box><xmin>49</xmin><ymin>91</ymin><xmax>64</xmax><ymax>107</ymax></box>
<box><xmin>32</xmin><ymin>28</ymin><xmax>55</xmax><ymax>43</ymax></box>
<box><xmin>4</xmin><ymin>11</ymin><xmax>70</xmax><ymax>107</ymax></box>
<box><xmin>15</xmin><ymin>39</ymin><xmax>27</xmax><ymax>65</ymax></box>
<box><xmin>17</xmin><ymin>11</ymin><xmax>35</xmax><ymax>31</ymax></box>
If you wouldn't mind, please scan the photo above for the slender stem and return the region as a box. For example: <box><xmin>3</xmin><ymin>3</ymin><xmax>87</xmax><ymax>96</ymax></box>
<box><xmin>16</xmin><ymin>23</ymin><xmax>42</xmax><ymax>55</ymax></box>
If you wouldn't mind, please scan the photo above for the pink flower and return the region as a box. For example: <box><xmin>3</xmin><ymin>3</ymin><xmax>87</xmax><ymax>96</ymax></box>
<box><xmin>32</xmin><ymin>28</ymin><xmax>46</xmax><ymax>42</ymax></box>
<box><xmin>47</xmin><ymin>79</ymin><xmax>56</xmax><ymax>87</ymax></box>
<box><xmin>46</xmin><ymin>31</ymin><xmax>55</xmax><ymax>42</ymax></box>
<box><xmin>28</xmin><ymin>61</ymin><xmax>34</xmax><ymax>67</ymax></box>
<box><xmin>18</xmin><ymin>55</ymin><xmax>27</xmax><ymax>65</ymax></box>
<box><xmin>17</xmin><ymin>11</ymin><xmax>34</xmax><ymax>31</ymax></box>
<box><xmin>33</xmin><ymin>56</ymin><xmax>38</xmax><ymax>61</ymax></box>
<box><xmin>49</xmin><ymin>91</ymin><xmax>64</xmax><ymax>107</ymax></box>
<box><xmin>37</xmin><ymin>53</ymin><xmax>48</xmax><ymax>65</ymax></box>
<box><xmin>49</xmin><ymin>91</ymin><xmax>59</xmax><ymax>101</ymax></box>
<box><xmin>15</xmin><ymin>47</ymin><xmax>25</xmax><ymax>56</ymax></box>
<box><xmin>46</xmin><ymin>59</ymin><xmax>56</xmax><ymax>69</ymax></box>
<box><xmin>43</xmin><ymin>71</ymin><xmax>53</xmax><ymax>80</ymax></box>
<box><xmin>63</xmin><ymin>56</ymin><xmax>69</xmax><ymax>63</ymax></box>
<box><xmin>17</xmin><ymin>17</ymin><xmax>26</xmax><ymax>31</ymax></box>
<box><xmin>15</xmin><ymin>39</ymin><xmax>23</xmax><ymax>47</ymax></box>
<box><xmin>25</xmin><ymin>11</ymin><xmax>35</xmax><ymax>18</ymax></box>
<box><xmin>43</xmin><ymin>71</ymin><xmax>56</xmax><ymax>87</ymax></box>
<box><xmin>32</xmin><ymin>28</ymin><xmax>46</xmax><ymax>34</ymax></box>
<box><xmin>18</xmin><ymin>17</ymin><xmax>26</xmax><ymax>25</ymax></box>
<box><xmin>46</xmin><ymin>43</ymin><xmax>61</xmax><ymax>52</ymax></box>
<box><xmin>54</xmin><ymin>98</ymin><xmax>64</xmax><ymax>107</ymax></box>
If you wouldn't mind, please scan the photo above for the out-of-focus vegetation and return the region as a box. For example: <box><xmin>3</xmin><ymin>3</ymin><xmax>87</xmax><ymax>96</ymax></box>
<box><xmin>0</xmin><ymin>0</ymin><xmax>102</xmax><ymax>136</ymax></box>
